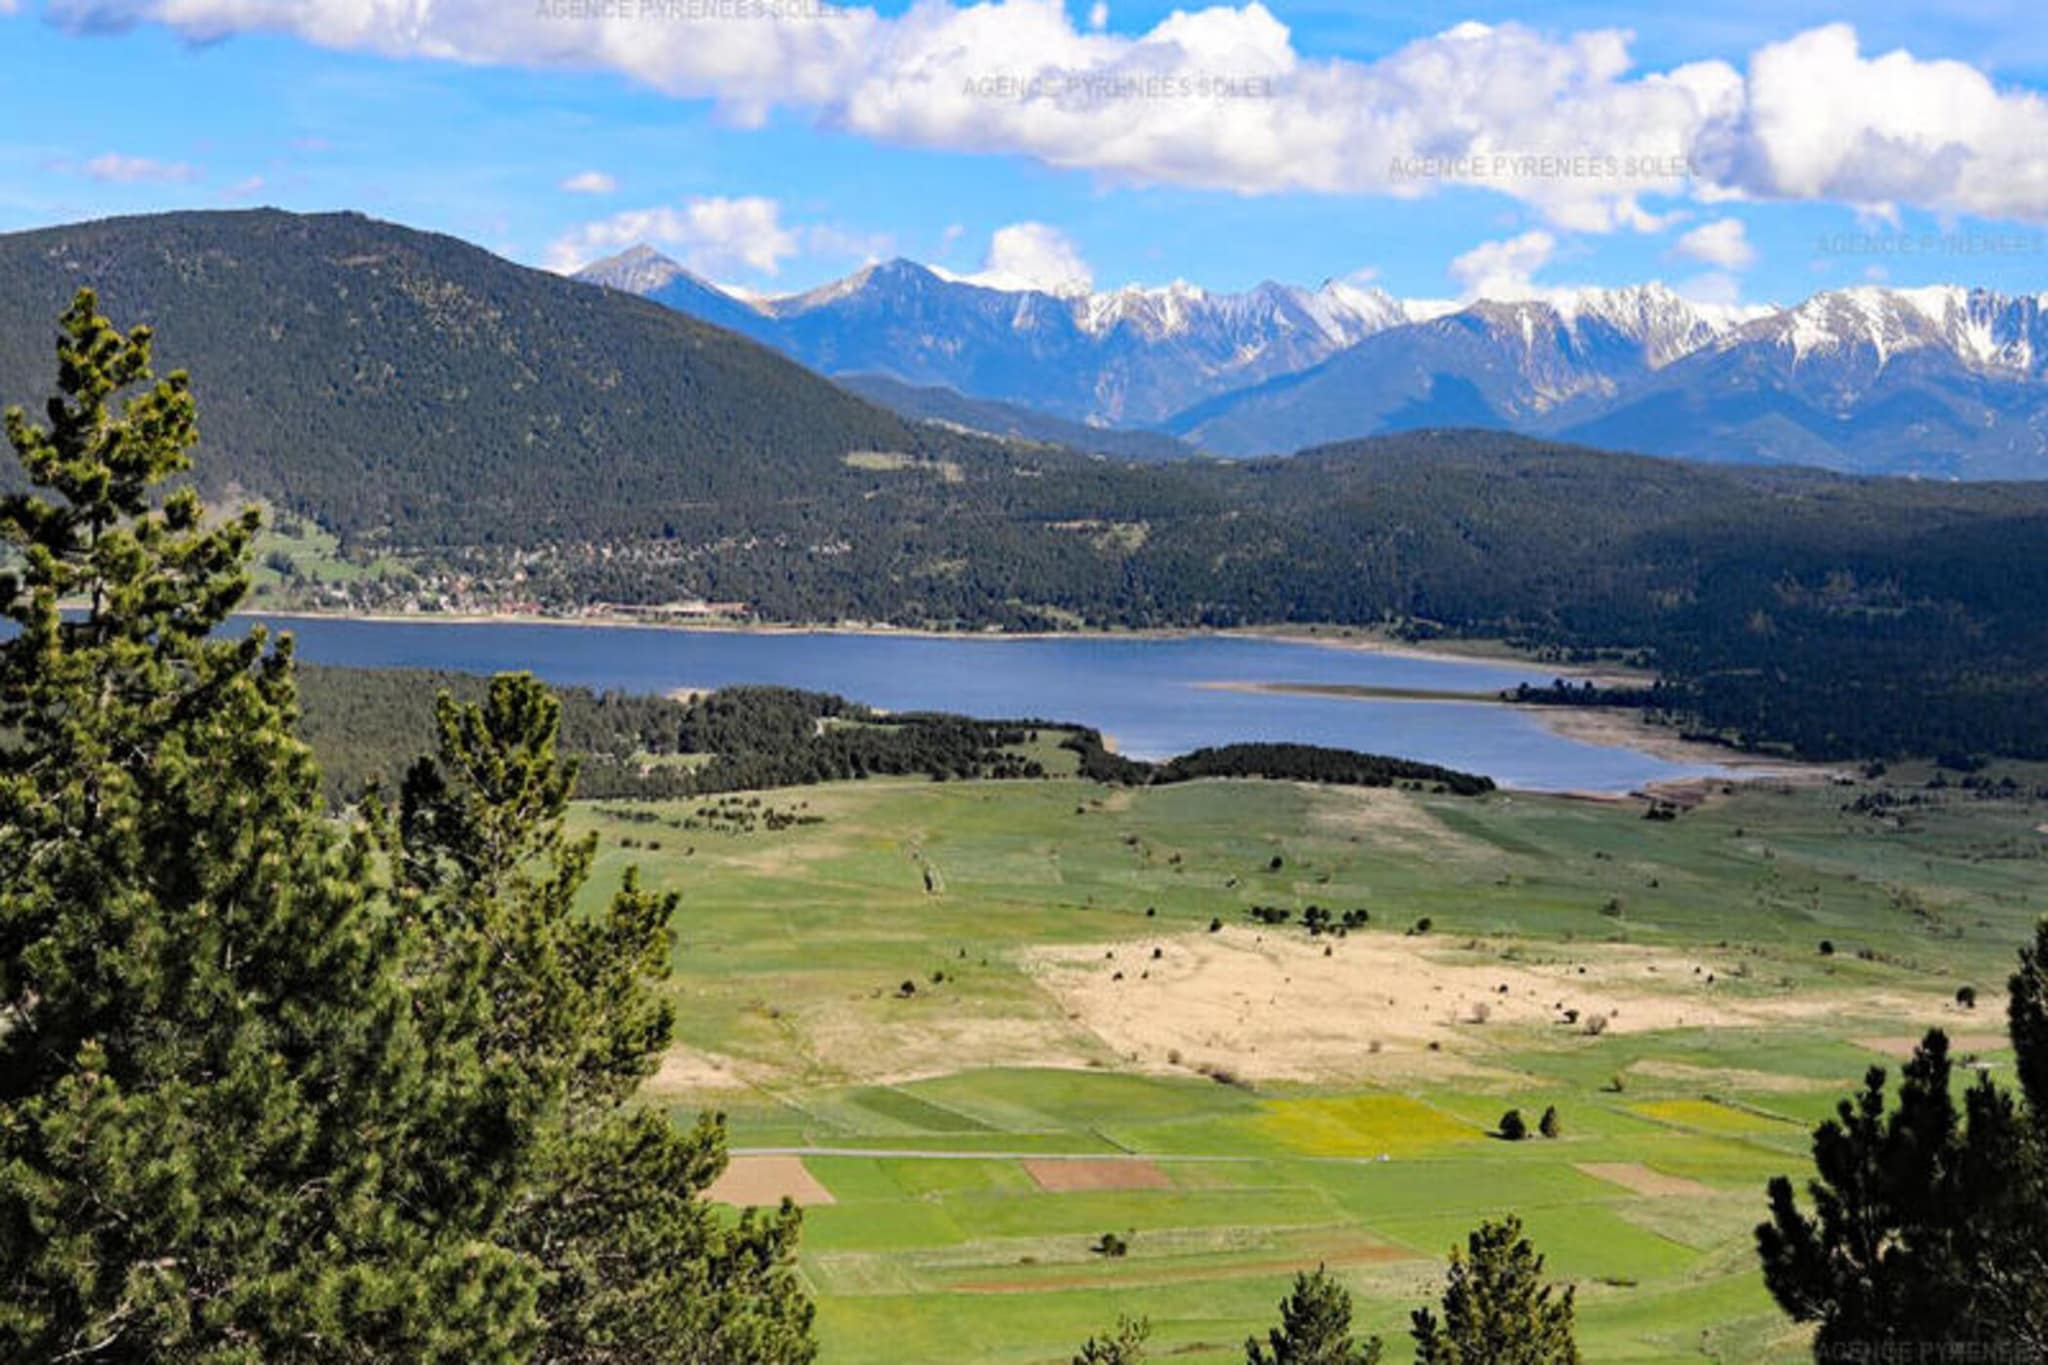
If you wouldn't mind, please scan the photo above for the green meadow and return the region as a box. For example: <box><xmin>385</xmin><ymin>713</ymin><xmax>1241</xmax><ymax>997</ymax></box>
<box><xmin>567</xmin><ymin>765</ymin><xmax>2048</xmax><ymax>1363</ymax></box>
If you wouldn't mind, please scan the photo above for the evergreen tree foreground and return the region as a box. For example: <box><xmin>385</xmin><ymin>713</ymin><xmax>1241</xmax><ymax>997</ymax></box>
<box><xmin>1757</xmin><ymin>918</ymin><xmax>2048</xmax><ymax>1356</ymax></box>
<box><xmin>0</xmin><ymin>290</ymin><xmax>815</xmax><ymax>1361</ymax></box>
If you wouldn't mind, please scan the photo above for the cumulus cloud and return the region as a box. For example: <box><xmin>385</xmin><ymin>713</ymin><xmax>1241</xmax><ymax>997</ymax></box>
<box><xmin>1701</xmin><ymin>24</ymin><xmax>2048</xmax><ymax>221</ymax></box>
<box><xmin>1448</xmin><ymin>230</ymin><xmax>1556</xmax><ymax>300</ymax></box>
<box><xmin>35</xmin><ymin>4</ymin><xmax>2048</xmax><ymax>224</ymax></box>
<box><xmin>545</xmin><ymin>196</ymin><xmax>798</xmax><ymax>278</ymax></box>
<box><xmin>949</xmin><ymin>222</ymin><xmax>1094</xmax><ymax>294</ymax></box>
<box><xmin>1673</xmin><ymin>216</ymin><xmax>1755</xmax><ymax>270</ymax></box>
<box><xmin>81</xmin><ymin>152</ymin><xmax>197</xmax><ymax>184</ymax></box>
<box><xmin>560</xmin><ymin>169</ymin><xmax>618</xmax><ymax>194</ymax></box>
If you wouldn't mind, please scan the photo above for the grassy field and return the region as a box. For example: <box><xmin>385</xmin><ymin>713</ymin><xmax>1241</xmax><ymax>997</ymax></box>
<box><xmin>567</xmin><ymin>766</ymin><xmax>2048</xmax><ymax>1363</ymax></box>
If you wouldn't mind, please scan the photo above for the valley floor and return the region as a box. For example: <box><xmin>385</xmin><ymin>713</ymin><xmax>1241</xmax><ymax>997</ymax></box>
<box><xmin>574</xmin><ymin>765</ymin><xmax>2048</xmax><ymax>1362</ymax></box>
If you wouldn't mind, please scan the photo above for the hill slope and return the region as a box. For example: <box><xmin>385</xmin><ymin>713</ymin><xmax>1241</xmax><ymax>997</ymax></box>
<box><xmin>0</xmin><ymin>210</ymin><xmax>935</xmax><ymax>543</ymax></box>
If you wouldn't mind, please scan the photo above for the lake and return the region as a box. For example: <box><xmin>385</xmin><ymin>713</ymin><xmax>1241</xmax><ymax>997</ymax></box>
<box><xmin>234</xmin><ymin>616</ymin><xmax>1742</xmax><ymax>793</ymax></box>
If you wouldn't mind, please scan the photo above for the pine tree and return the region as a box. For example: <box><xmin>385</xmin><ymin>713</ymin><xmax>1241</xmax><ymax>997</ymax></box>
<box><xmin>1411</xmin><ymin>1217</ymin><xmax>1580</xmax><ymax>1365</ymax></box>
<box><xmin>1245</xmin><ymin>1266</ymin><xmax>1383</xmax><ymax>1365</ymax></box>
<box><xmin>1757</xmin><ymin>919</ymin><xmax>2048</xmax><ymax>1357</ymax></box>
<box><xmin>0</xmin><ymin>286</ymin><xmax>518</xmax><ymax>1359</ymax></box>
<box><xmin>388</xmin><ymin>676</ymin><xmax>814</xmax><ymax>1363</ymax></box>
<box><xmin>0</xmin><ymin>288</ymin><xmax>815</xmax><ymax>1362</ymax></box>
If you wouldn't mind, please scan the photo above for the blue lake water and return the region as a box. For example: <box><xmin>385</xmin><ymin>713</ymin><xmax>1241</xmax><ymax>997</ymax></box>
<box><xmin>234</xmin><ymin>616</ymin><xmax>1739</xmax><ymax>793</ymax></box>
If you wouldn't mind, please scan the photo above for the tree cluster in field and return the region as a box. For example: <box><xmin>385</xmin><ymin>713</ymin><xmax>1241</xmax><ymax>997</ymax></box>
<box><xmin>7</xmin><ymin>213</ymin><xmax>2048</xmax><ymax>763</ymax></box>
<box><xmin>1063</xmin><ymin>733</ymin><xmax>1496</xmax><ymax>796</ymax></box>
<box><xmin>1245</xmin><ymin>904</ymin><xmax>1371</xmax><ymax>934</ymax></box>
<box><xmin>1498</xmin><ymin>1107</ymin><xmax>1563</xmax><ymax>1141</ymax></box>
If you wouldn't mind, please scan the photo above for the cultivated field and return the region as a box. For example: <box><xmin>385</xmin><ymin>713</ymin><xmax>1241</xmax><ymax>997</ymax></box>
<box><xmin>572</xmin><ymin>764</ymin><xmax>2048</xmax><ymax>1363</ymax></box>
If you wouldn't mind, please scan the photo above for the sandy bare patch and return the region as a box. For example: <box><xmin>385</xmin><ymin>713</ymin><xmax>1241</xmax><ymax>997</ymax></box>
<box><xmin>1533</xmin><ymin>708</ymin><xmax>1835</xmax><ymax>782</ymax></box>
<box><xmin>705</xmin><ymin>1156</ymin><xmax>835</xmax><ymax>1207</ymax></box>
<box><xmin>1024</xmin><ymin>927</ymin><xmax>1952</xmax><ymax>1085</ymax></box>
<box><xmin>804</xmin><ymin>1000</ymin><xmax>1102</xmax><ymax>1087</ymax></box>
<box><xmin>1022</xmin><ymin>1158</ymin><xmax>1171</xmax><ymax>1193</ymax></box>
<box><xmin>644</xmin><ymin>1046</ymin><xmax>752</xmax><ymax>1094</ymax></box>
<box><xmin>1578</xmin><ymin>1162</ymin><xmax>1715</xmax><ymax>1198</ymax></box>
<box><xmin>1856</xmin><ymin>1032</ymin><xmax>2010</xmax><ymax>1060</ymax></box>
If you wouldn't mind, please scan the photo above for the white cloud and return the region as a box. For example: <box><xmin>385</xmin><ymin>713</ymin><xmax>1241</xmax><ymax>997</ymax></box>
<box><xmin>1673</xmin><ymin>216</ymin><xmax>1755</xmax><ymax>270</ymax></box>
<box><xmin>560</xmin><ymin>169</ymin><xmax>618</xmax><ymax>194</ymax></box>
<box><xmin>81</xmin><ymin>152</ymin><xmax>196</xmax><ymax>184</ymax></box>
<box><xmin>1703</xmin><ymin>24</ymin><xmax>2048</xmax><ymax>221</ymax></box>
<box><xmin>545</xmin><ymin>196</ymin><xmax>799</xmax><ymax>278</ymax></box>
<box><xmin>220</xmin><ymin>174</ymin><xmax>267</xmax><ymax>200</ymax></box>
<box><xmin>1674</xmin><ymin>270</ymin><xmax>1743</xmax><ymax>306</ymax></box>
<box><xmin>1087</xmin><ymin>2</ymin><xmax>1107</xmax><ymax>32</ymax></box>
<box><xmin>37</xmin><ymin>6</ymin><xmax>2048</xmax><ymax>224</ymax></box>
<box><xmin>803</xmin><ymin>221</ymin><xmax>895</xmax><ymax>265</ymax></box>
<box><xmin>949</xmin><ymin>222</ymin><xmax>1093</xmax><ymax>294</ymax></box>
<box><xmin>1447</xmin><ymin>230</ymin><xmax>1555</xmax><ymax>300</ymax></box>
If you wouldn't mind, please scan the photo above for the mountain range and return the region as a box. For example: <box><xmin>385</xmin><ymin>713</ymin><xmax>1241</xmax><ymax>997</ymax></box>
<box><xmin>578</xmin><ymin>248</ymin><xmax>2048</xmax><ymax>480</ymax></box>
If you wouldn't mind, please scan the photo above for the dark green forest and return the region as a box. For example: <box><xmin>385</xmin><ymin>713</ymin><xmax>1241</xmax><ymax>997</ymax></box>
<box><xmin>5</xmin><ymin>211</ymin><xmax>2047</xmax><ymax>762</ymax></box>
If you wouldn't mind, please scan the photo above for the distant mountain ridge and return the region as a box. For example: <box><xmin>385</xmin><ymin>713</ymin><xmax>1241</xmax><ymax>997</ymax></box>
<box><xmin>834</xmin><ymin>373</ymin><xmax>1197</xmax><ymax>462</ymax></box>
<box><xmin>582</xmin><ymin>248</ymin><xmax>2048</xmax><ymax>478</ymax></box>
<box><xmin>576</xmin><ymin>247</ymin><xmax>1421</xmax><ymax>427</ymax></box>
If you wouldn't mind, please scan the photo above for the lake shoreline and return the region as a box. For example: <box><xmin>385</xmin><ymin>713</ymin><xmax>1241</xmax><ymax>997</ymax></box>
<box><xmin>234</xmin><ymin>610</ymin><xmax>1734</xmax><ymax>793</ymax></box>
<box><xmin>237</xmin><ymin>608</ymin><xmax>1633</xmax><ymax>683</ymax></box>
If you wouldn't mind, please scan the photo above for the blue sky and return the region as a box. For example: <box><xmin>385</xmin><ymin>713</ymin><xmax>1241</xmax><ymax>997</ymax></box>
<box><xmin>3</xmin><ymin>0</ymin><xmax>2045</xmax><ymax>305</ymax></box>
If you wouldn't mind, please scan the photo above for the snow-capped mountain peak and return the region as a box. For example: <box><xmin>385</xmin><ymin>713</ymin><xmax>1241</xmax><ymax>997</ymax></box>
<box><xmin>1748</xmin><ymin>285</ymin><xmax>2047</xmax><ymax>374</ymax></box>
<box><xmin>575</xmin><ymin>244</ymin><xmax>695</xmax><ymax>295</ymax></box>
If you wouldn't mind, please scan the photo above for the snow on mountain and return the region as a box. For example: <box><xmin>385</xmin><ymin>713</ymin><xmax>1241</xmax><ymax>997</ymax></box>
<box><xmin>1743</xmin><ymin>285</ymin><xmax>2048</xmax><ymax>375</ymax></box>
<box><xmin>573</xmin><ymin>246</ymin><xmax>2048</xmax><ymax>477</ymax></box>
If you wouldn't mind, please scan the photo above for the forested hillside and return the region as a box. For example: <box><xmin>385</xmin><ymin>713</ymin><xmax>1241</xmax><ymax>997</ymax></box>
<box><xmin>0</xmin><ymin>209</ymin><xmax>979</xmax><ymax>543</ymax></box>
